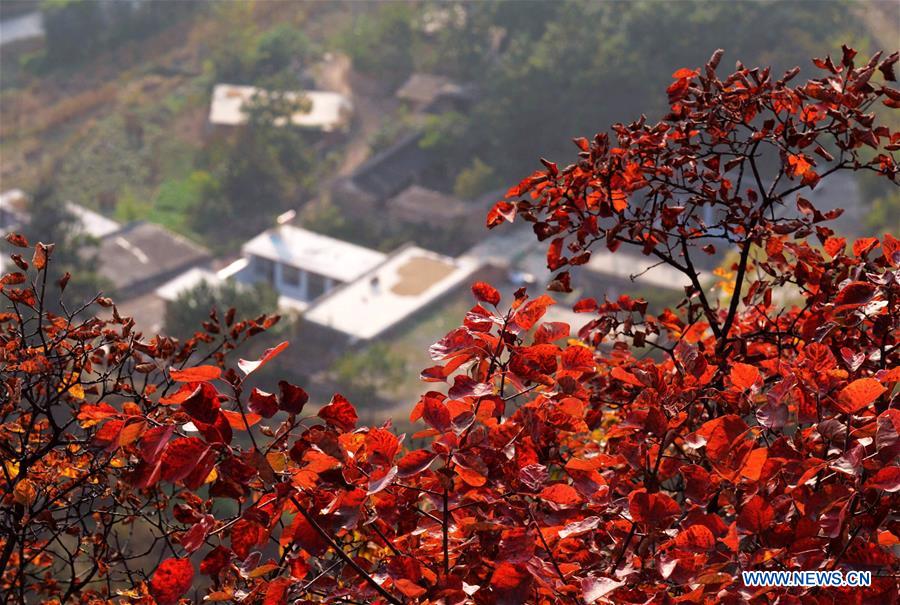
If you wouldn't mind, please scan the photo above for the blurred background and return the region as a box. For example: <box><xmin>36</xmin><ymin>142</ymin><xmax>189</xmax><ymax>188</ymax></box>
<box><xmin>1</xmin><ymin>0</ymin><xmax>897</xmax><ymax>423</ymax></box>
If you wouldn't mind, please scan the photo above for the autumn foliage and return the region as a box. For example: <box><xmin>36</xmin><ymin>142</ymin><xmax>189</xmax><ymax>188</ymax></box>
<box><xmin>2</xmin><ymin>46</ymin><xmax>900</xmax><ymax>604</ymax></box>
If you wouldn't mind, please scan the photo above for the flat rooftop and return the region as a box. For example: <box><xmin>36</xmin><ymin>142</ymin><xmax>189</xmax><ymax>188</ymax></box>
<box><xmin>241</xmin><ymin>225</ymin><xmax>386</xmax><ymax>283</ymax></box>
<box><xmin>209</xmin><ymin>84</ymin><xmax>352</xmax><ymax>131</ymax></box>
<box><xmin>305</xmin><ymin>246</ymin><xmax>482</xmax><ymax>340</ymax></box>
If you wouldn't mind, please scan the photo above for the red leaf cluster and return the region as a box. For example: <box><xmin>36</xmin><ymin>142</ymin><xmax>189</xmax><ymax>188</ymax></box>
<box><xmin>1</xmin><ymin>46</ymin><xmax>897</xmax><ymax>605</ymax></box>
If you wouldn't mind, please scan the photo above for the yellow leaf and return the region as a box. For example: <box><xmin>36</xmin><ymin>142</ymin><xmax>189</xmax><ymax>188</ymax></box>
<box><xmin>204</xmin><ymin>467</ymin><xmax>218</xmax><ymax>484</ymax></box>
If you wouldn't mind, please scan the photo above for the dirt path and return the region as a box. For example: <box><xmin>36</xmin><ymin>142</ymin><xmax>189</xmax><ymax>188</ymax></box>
<box><xmin>313</xmin><ymin>52</ymin><xmax>398</xmax><ymax>177</ymax></box>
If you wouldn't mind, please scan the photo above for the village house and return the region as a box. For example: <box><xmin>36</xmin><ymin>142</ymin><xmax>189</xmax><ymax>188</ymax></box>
<box><xmin>236</xmin><ymin>224</ymin><xmax>386</xmax><ymax>310</ymax></box>
<box><xmin>395</xmin><ymin>73</ymin><xmax>473</xmax><ymax>114</ymax></box>
<box><xmin>0</xmin><ymin>189</ymin><xmax>120</xmax><ymax>239</ymax></box>
<box><xmin>208</xmin><ymin>84</ymin><xmax>353</xmax><ymax>133</ymax></box>
<box><xmin>96</xmin><ymin>221</ymin><xmax>211</xmax><ymax>300</ymax></box>
<box><xmin>386</xmin><ymin>184</ymin><xmax>470</xmax><ymax>229</ymax></box>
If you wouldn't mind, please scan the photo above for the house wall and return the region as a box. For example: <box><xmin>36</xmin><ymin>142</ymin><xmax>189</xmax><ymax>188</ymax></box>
<box><xmin>247</xmin><ymin>254</ymin><xmax>337</xmax><ymax>303</ymax></box>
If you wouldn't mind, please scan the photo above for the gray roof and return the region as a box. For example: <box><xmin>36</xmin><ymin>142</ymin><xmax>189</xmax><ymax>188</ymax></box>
<box><xmin>349</xmin><ymin>132</ymin><xmax>433</xmax><ymax>202</ymax></box>
<box><xmin>387</xmin><ymin>185</ymin><xmax>469</xmax><ymax>224</ymax></box>
<box><xmin>395</xmin><ymin>73</ymin><xmax>463</xmax><ymax>105</ymax></box>
<box><xmin>97</xmin><ymin>222</ymin><xmax>210</xmax><ymax>297</ymax></box>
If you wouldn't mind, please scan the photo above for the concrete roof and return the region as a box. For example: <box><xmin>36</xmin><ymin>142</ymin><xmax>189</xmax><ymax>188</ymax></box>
<box><xmin>395</xmin><ymin>73</ymin><xmax>463</xmax><ymax>105</ymax></box>
<box><xmin>66</xmin><ymin>202</ymin><xmax>120</xmax><ymax>238</ymax></box>
<box><xmin>97</xmin><ymin>222</ymin><xmax>210</xmax><ymax>293</ymax></box>
<box><xmin>305</xmin><ymin>245</ymin><xmax>482</xmax><ymax>340</ymax></box>
<box><xmin>1</xmin><ymin>190</ymin><xmax>120</xmax><ymax>239</ymax></box>
<box><xmin>241</xmin><ymin>225</ymin><xmax>386</xmax><ymax>283</ymax></box>
<box><xmin>155</xmin><ymin>267</ymin><xmax>221</xmax><ymax>302</ymax></box>
<box><xmin>208</xmin><ymin>84</ymin><xmax>352</xmax><ymax>131</ymax></box>
<box><xmin>387</xmin><ymin>185</ymin><xmax>469</xmax><ymax>223</ymax></box>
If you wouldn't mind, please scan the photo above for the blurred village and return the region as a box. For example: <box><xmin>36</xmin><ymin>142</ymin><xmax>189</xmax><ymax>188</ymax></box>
<box><xmin>1</xmin><ymin>1</ymin><xmax>896</xmax><ymax>422</ymax></box>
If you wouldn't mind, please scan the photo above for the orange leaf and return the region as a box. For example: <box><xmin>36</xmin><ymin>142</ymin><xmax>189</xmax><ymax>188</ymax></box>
<box><xmin>836</xmin><ymin>378</ymin><xmax>886</xmax><ymax>414</ymax></box>
<box><xmin>169</xmin><ymin>365</ymin><xmax>222</xmax><ymax>382</ymax></box>
<box><xmin>238</xmin><ymin>341</ymin><xmax>289</xmax><ymax>376</ymax></box>
<box><xmin>471</xmin><ymin>281</ymin><xmax>501</xmax><ymax>305</ymax></box>
<box><xmin>729</xmin><ymin>363</ymin><xmax>760</xmax><ymax>391</ymax></box>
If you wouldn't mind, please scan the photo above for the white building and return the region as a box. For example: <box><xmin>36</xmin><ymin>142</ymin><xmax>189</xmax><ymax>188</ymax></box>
<box><xmin>238</xmin><ymin>225</ymin><xmax>386</xmax><ymax>309</ymax></box>
<box><xmin>208</xmin><ymin>84</ymin><xmax>353</xmax><ymax>132</ymax></box>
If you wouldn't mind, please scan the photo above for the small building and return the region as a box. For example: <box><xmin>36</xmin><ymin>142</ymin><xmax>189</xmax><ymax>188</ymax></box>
<box><xmin>1</xmin><ymin>190</ymin><xmax>121</xmax><ymax>240</ymax></box>
<box><xmin>304</xmin><ymin>245</ymin><xmax>482</xmax><ymax>341</ymax></box>
<box><xmin>66</xmin><ymin>202</ymin><xmax>120</xmax><ymax>239</ymax></box>
<box><xmin>208</xmin><ymin>84</ymin><xmax>353</xmax><ymax>132</ymax></box>
<box><xmin>386</xmin><ymin>185</ymin><xmax>469</xmax><ymax>229</ymax></box>
<box><xmin>0</xmin><ymin>189</ymin><xmax>28</xmax><ymax>232</ymax></box>
<box><xmin>332</xmin><ymin>131</ymin><xmax>437</xmax><ymax>214</ymax></box>
<box><xmin>238</xmin><ymin>225</ymin><xmax>386</xmax><ymax>308</ymax></box>
<box><xmin>154</xmin><ymin>266</ymin><xmax>222</xmax><ymax>303</ymax></box>
<box><xmin>395</xmin><ymin>73</ymin><xmax>472</xmax><ymax>114</ymax></box>
<box><xmin>96</xmin><ymin>221</ymin><xmax>211</xmax><ymax>300</ymax></box>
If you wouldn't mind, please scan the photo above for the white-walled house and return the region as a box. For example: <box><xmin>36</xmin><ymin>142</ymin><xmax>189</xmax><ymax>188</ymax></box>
<box><xmin>208</xmin><ymin>84</ymin><xmax>353</xmax><ymax>132</ymax></box>
<box><xmin>238</xmin><ymin>225</ymin><xmax>386</xmax><ymax>308</ymax></box>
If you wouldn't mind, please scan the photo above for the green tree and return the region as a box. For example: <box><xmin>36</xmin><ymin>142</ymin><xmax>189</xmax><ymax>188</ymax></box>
<box><xmin>453</xmin><ymin>157</ymin><xmax>498</xmax><ymax>199</ymax></box>
<box><xmin>339</xmin><ymin>3</ymin><xmax>416</xmax><ymax>88</ymax></box>
<box><xmin>20</xmin><ymin>184</ymin><xmax>107</xmax><ymax>309</ymax></box>
<box><xmin>333</xmin><ymin>342</ymin><xmax>408</xmax><ymax>402</ymax></box>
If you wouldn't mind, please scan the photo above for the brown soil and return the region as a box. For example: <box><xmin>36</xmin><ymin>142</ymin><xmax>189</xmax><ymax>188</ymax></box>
<box><xmin>390</xmin><ymin>255</ymin><xmax>455</xmax><ymax>296</ymax></box>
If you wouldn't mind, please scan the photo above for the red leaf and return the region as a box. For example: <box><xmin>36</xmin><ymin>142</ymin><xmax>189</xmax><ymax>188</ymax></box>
<box><xmin>471</xmin><ymin>281</ymin><xmax>501</xmax><ymax>305</ymax></box>
<box><xmin>220</xmin><ymin>409</ymin><xmax>261</xmax><ymax>430</ymax></box>
<box><xmin>487</xmin><ymin>201</ymin><xmax>516</xmax><ymax>228</ymax></box>
<box><xmin>628</xmin><ymin>489</ymin><xmax>680</xmax><ymax>527</ymax></box>
<box><xmin>540</xmin><ymin>483</ymin><xmax>582</xmax><ymax>509</ymax></box>
<box><xmin>238</xmin><ymin>341</ymin><xmax>289</xmax><ymax>376</ymax></box>
<box><xmin>367</xmin><ymin>466</ymin><xmax>398</xmax><ymax>494</ymax></box>
<box><xmin>181</xmin><ymin>382</ymin><xmax>221</xmax><ymax>424</ymax></box>
<box><xmin>421</xmin><ymin>394</ymin><xmax>451</xmax><ymax>432</ymax></box>
<box><xmin>318</xmin><ymin>394</ymin><xmax>357</xmax><ymax>432</ymax></box>
<box><xmin>248</xmin><ymin>388</ymin><xmax>279</xmax><ymax>418</ymax></box>
<box><xmin>729</xmin><ymin>362</ymin><xmax>760</xmax><ymax>391</ymax></box>
<box><xmin>865</xmin><ymin>466</ymin><xmax>900</xmax><ymax>492</ymax></box>
<box><xmin>883</xmin><ymin>233</ymin><xmax>900</xmax><ymax>266</ymax></box>
<box><xmin>199</xmin><ymin>546</ymin><xmax>232</xmax><ymax>577</ymax></box>
<box><xmin>573</xmin><ymin>298</ymin><xmax>598</xmax><ymax>313</ymax></box>
<box><xmin>512</xmin><ymin>294</ymin><xmax>555</xmax><ymax>331</ymax></box>
<box><xmin>852</xmin><ymin>237</ymin><xmax>879</xmax><ymax>257</ymax></box>
<box><xmin>150</xmin><ymin>558</ymin><xmax>194</xmax><ymax>605</ymax></box>
<box><xmin>397</xmin><ymin>450</ymin><xmax>436</xmax><ymax>477</ymax></box>
<box><xmin>231</xmin><ymin>517</ymin><xmax>267</xmax><ymax>559</ymax></box>
<box><xmin>169</xmin><ymin>365</ymin><xmax>222</xmax><ymax>382</ymax></box>
<box><xmin>836</xmin><ymin>378</ymin><xmax>886</xmax><ymax>414</ymax></box>
<box><xmin>582</xmin><ymin>575</ymin><xmax>625</xmax><ymax>603</ymax></box>
<box><xmin>263</xmin><ymin>577</ymin><xmax>293</xmax><ymax>605</ymax></box>
<box><xmin>490</xmin><ymin>562</ymin><xmax>532</xmax><ymax>603</ymax></box>
<box><xmin>672</xmin><ymin>67</ymin><xmax>698</xmax><ymax>79</ymax></box>
<box><xmin>833</xmin><ymin>281</ymin><xmax>876</xmax><ymax>308</ymax></box>
<box><xmin>675</xmin><ymin>525</ymin><xmax>716</xmax><ymax>551</ymax></box>
<box><xmin>737</xmin><ymin>495</ymin><xmax>774</xmax><ymax>534</ymax></box>
<box><xmin>824</xmin><ymin>236</ymin><xmax>846</xmax><ymax>257</ymax></box>
<box><xmin>5</xmin><ymin>233</ymin><xmax>28</xmax><ymax>248</ymax></box>
<box><xmin>534</xmin><ymin>321</ymin><xmax>570</xmax><ymax>344</ymax></box>
<box><xmin>277</xmin><ymin>380</ymin><xmax>308</xmax><ymax>414</ymax></box>
<box><xmin>160</xmin><ymin>437</ymin><xmax>210</xmax><ymax>483</ymax></box>
<box><xmin>547</xmin><ymin>237</ymin><xmax>566</xmax><ymax>270</ymax></box>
